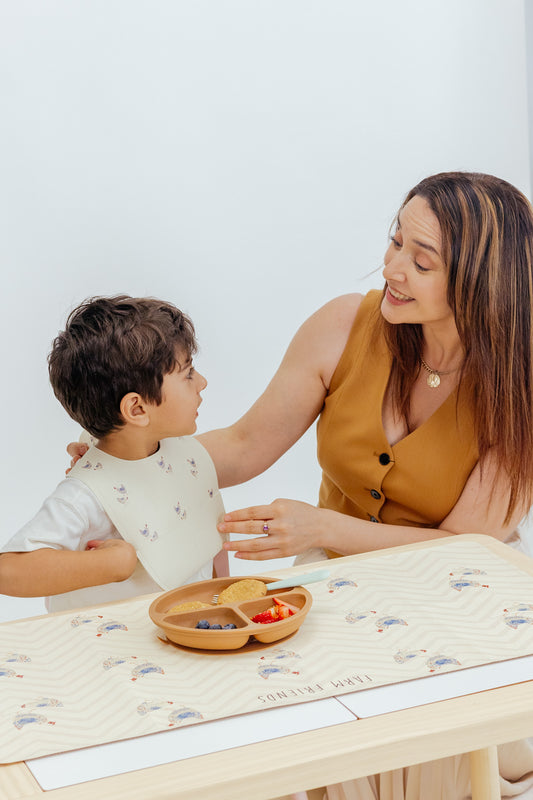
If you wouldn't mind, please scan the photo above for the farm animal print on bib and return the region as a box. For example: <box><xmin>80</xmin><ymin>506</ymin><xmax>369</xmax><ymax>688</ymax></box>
<box><xmin>68</xmin><ymin>437</ymin><xmax>226</xmax><ymax>589</ymax></box>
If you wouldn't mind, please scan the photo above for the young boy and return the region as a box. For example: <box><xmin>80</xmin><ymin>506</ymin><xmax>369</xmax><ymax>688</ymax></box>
<box><xmin>0</xmin><ymin>295</ymin><xmax>227</xmax><ymax>613</ymax></box>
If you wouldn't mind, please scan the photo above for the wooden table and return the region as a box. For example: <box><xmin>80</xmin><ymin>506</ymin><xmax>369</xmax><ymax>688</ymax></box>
<box><xmin>2</xmin><ymin>535</ymin><xmax>533</xmax><ymax>800</ymax></box>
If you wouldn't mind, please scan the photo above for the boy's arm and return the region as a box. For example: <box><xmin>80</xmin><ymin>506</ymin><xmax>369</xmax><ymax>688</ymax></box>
<box><xmin>0</xmin><ymin>540</ymin><xmax>137</xmax><ymax>597</ymax></box>
<box><xmin>0</xmin><ymin>478</ymin><xmax>137</xmax><ymax>599</ymax></box>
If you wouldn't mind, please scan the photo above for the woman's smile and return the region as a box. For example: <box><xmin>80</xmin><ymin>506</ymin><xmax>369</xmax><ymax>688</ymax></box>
<box><xmin>386</xmin><ymin>284</ymin><xmax>414</xmax><ymax>304</ymax></box>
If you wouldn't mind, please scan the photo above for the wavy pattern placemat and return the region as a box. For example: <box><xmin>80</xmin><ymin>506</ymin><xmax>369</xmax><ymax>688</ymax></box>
<box><xmin>2</xmin><ymin>537</ymin><xmax>533</xmax><ymax>763</ymax></box>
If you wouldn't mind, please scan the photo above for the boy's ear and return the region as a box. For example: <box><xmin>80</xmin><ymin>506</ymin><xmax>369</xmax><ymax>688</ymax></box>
<box><xmin>119</xmin><ymin>392</ymin><xmax>150</xmax><ymax>427</ymax></box>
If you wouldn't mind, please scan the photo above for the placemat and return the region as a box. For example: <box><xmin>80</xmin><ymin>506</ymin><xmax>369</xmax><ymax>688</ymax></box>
<box><xmin>2</xmin><ymin>537</ymin><xmax>533</xmax><ymax>763</ymax></box>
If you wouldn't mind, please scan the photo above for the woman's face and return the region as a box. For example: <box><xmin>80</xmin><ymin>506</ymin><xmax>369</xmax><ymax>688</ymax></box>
<box><xmin>381</xmin><ymin>195</ymin><xmax>455</xmax><ymax>330</ymax></box>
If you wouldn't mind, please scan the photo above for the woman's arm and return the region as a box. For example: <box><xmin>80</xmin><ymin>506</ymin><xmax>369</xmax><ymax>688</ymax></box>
<box><xmin>0</xmin><ymin>539</ymin><xmax>137</xmax><ymax>597</ymax></box>
<box><xmin>197</xmin><ymin>294</ymin><xmax>363</xmax><ymax>488</ymax></box>
<box><xmin>220</xmin><ymin>453</ymin><xmax>526</xmax><ymax>560</ymax></box>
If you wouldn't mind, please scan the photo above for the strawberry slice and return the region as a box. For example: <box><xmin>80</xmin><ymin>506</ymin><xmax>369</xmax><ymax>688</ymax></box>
<box><xmin>251</xmin><ymin>599</ymin><xmax>295</xmax><ymax>624</ymax></box>
<box><xmin>251</xmin><ymin>609</ymin><xmax>277</xmax><ymax>624</ymax></box>
<box><xmin>272</xmin><ymin>597</ymin><xmax>295</xmax><ymax>617</ymax></box>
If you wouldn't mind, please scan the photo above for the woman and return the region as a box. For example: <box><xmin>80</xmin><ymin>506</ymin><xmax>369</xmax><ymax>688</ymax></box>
<box><xmin>207</xmin><ymin>172</ymin><xmax>533</xmax><ymax>565</ymax></box>
<box><xmin>206</xmin><ymin>171</ymin><xmax>533</xmax><ymax>799</ymax></box>
<box><xmin>69</xmin><ymin>172</ymin><xmax>533</xmax><ymax>798</ymax></box>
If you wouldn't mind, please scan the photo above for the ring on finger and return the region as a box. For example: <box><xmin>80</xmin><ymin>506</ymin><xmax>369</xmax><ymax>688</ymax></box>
<box><xmin>262</xmin><ymin>522</ymin><xmax>270</xmax><ymax>534</ymax></box>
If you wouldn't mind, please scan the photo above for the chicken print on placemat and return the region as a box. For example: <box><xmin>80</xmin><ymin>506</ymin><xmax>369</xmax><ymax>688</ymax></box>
<box><xmin>502</xmin><ymin>603</ymin><xmax>533</xmax><ymax>629</ymax></box>
<box><xmin>374</xmin><ymin>614</ymin><xmax>408</xmax><ymax>633</ymax></box>
<box><xmin>13</xmin><ymin>698</ymin><xmax>63</xmax><ymax>730</ymax></box>
<box><xmin>22</xmin><ymin>697</ymin><xmax>63</xmax><ymax>710</ymax></box>
<box><xmin>71</xmin><ymin>614</ymin><xmax>128</xmax><ymax>636</ymax></box>
<box><xmin>257</xmin><ymin>647</ymin><xmax>302</xmax><ymax>680</ymax></box>
<box><xmin>345</xmin><ymin>609</ymin><xmax>377</xmax><ymax>624</ymax></box>
<box><xmin>0</xmin><ymin>666</ymin><xmax>24</xmax><ymax>679</ymax></box>
<box><xmin>137</xmin><ymin>700</ymin><xmax>203</xmax><ymax>726</ymax></box>
<box><xmin>130</xmin><ymin>662</ymin><xmax>165</xmax><ymax>681</ymax></box>
<box><xmin>95</xmin><ymin>620</ymin><xmax>128</xmax><ymax>636</ymax></box>
<box><xmin>425</xmin><ymin>654</ymin><xmax>461</xmax><ymax>672</ymax></box>
<box><xmin>449</xmin><ymin>568</ymin><xmax>489</xmax><ymax>591</ymax></box>
<box><xmin>174</xmin><ymin>500</ymin><xmax>187</xmax><ymax>520</ymax></box>
<box><xmin>13</xmin><ymin>711</ymin><xmax>56</xmax><ymax>730</ymax></box>
<box><xmin>102</xmin><ymin>655</ymin><xmax>165</xmax><ymax>681</ymax></box>
<box><xmin>2</xmin><ymin>652</ymin><xmax>31</xmax><ymax>664</ymax></box>
<box><xmin>327</xmin><ymin>576</ymin><xmax>358</xmax><ymax>594</ymax></box>
<box><xmin>0</xmin><ymin>652</ymin><xmax>31</xmax><ymax>679</ymax></box>
<box><xmin>393</xmin><ymin>648</ymin><xmax>428</xmax><ymax>664</ymax></box>
<box><xmin>168</xmin><ymin>706</ymin><xmax>203</xmax><ymax>726</ymax></box>
<box><xmin>70</xmin><ymin>613</ymin><xmax>103</xmax><ymax>627</ymax></box>
<box><xmin>102</xmin><ymin>655</ymin><xmax>134</xmax><ymax>670</ymax></box>
<box><xmin>344</xmin><ymin>609</ymin><xmax>407</xmax><ymax>632</ymax></box>
<box><xmin>392</xmin><ymin>648</ymin><xmax>460</xmax><ymax>672</ymax></box>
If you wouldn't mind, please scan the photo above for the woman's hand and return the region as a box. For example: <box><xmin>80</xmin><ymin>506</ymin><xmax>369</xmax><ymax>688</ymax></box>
<box><xmin>219</xmin><ymin>498</ymin><xmax>323</xmax><ymax>560</ymax></box>
<box><xmin>66</xmin><ymin>442</ymin><xmax>89</xmax><ymax>474</ymax></box>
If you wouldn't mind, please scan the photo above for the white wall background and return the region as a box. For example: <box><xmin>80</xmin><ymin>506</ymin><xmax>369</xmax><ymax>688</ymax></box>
<box><xmin>0</xmin><ymin>0</ymin><xmax>529</xmax><ymax>621</ymax></box>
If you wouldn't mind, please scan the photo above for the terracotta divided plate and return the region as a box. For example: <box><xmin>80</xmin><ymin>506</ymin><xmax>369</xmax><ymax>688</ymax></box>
<box><xmin>149</xmin><ymin>575</ymin><xmax>313</xmax><ymax>650</ymax></box>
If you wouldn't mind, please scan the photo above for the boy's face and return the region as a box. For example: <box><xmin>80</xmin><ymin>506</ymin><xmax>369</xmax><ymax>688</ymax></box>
<box><xmin>148</xmin><ymin>354</ymin><xmax>207</xmax><ymax>438</ymax></box>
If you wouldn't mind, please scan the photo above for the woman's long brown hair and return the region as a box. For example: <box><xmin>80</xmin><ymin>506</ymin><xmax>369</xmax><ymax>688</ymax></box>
<box><xmin>383</xmin><ymin>172</ymin><xmax>533</xmax><ymax>522</ymax></box>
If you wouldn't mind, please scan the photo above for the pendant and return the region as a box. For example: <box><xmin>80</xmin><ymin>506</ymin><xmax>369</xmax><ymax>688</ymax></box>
<box><xmin>426</xmin><ymin>372</ymin><xmax>441</xmax><ymax>388</ymax></box>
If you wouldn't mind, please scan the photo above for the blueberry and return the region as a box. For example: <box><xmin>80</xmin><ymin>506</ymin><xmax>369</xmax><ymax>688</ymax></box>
<box><xmin>223</xmin><ymin>623</ymin><xmax>237</xmax><ymax>629</ymax></box>
<box><xmin>195</xmin><ymin>619</ymin><xmax>210</xmax><ymax>629</ymax></box>
<box><xmin>210</xmin><ymin>623</ymin><xmax>222</xmax><ymax>630</ymax></box>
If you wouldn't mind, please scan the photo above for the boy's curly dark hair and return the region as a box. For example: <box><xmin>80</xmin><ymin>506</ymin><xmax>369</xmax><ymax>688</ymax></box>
<box><xmin>48</xmin><ymin>295</ymin><xmax>197</xmax><ymax>438</ymax></box>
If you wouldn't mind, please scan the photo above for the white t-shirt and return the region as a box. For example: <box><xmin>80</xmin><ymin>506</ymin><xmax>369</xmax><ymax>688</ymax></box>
<box><xmin>0</xmin><ymin>477</ymin><xmax>213</xmax><ymax>613</ymax></box>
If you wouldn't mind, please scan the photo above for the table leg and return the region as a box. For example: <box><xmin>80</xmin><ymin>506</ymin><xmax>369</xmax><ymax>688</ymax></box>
<box><xmin>469</xmin><ymin>746</ymin><xmax>501</xmax><ymax>800</ymax></box>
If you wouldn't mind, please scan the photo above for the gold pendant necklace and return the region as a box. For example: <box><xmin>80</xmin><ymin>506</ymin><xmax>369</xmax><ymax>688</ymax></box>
<box><xmin>420</xmin><ymin>357</ymin><xmax>455</xmax><ymax>389</ymax></box>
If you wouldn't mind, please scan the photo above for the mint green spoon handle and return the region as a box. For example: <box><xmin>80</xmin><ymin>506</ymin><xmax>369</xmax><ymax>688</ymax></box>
<box><xmin>267</xmin><ymin>568</ymin><xmax>330</xmax><ymax>591</ymax></box>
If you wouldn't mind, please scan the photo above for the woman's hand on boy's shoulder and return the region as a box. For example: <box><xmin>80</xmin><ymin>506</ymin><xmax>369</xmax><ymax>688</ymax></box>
<box><xmin>66</xmin><ymin>442</ymin><xmax>89</xmax><ymax>474</ymax></box>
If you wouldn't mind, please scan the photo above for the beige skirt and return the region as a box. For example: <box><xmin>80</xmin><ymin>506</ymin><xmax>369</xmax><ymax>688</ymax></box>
<box><xmin>319</xmin><ymin>739</ymin><xmax>533</xmax><ymax>799</ymax></box>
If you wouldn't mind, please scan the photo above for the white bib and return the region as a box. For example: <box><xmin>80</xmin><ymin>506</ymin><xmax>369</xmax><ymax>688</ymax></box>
<box><xmin>68</xmin><ymin>437</ymin><xmax>226</xmax><ymax>590</ymax></box>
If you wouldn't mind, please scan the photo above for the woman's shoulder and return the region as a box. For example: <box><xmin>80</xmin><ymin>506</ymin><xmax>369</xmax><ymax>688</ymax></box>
<box><xmin>320</xmin><ymin>291</ymin><xmax>364</xmax><ymax>311</ymax></box>
<box><xmin>299</xmin><ymin>293</ymin><xmax>372</xmax><ymax>389</ymax></box>
<box><xmin>308</xmin><ymin>290</ymin><xmax>382</xmax><ymax>342</ymax></box>
<box><xmin>311</xmin><ymin>292</ymin><xmax>364</xmax><ymax>329</ymax></box>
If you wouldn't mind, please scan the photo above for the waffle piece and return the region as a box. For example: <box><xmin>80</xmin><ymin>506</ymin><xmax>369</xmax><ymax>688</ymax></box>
<box><xmin>168</xmin><ymin>600</ymin><xmax>212</xmax><ymax>613</ymax></box>
<box><xmin>216</xmin><ymin>579</ymin><xmax>267</xmax><ymax>604</ymax></box>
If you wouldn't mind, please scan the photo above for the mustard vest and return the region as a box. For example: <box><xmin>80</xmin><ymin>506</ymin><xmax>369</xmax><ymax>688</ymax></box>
<box><xmin>317</xmin><ymin>291</ymin><xmax>479</xmax><ymax>551</ymax></box>
<box><xmin>68</xmin><ymin>436</ymin><xmax>226</xmax><ymax>589</ymax></box>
